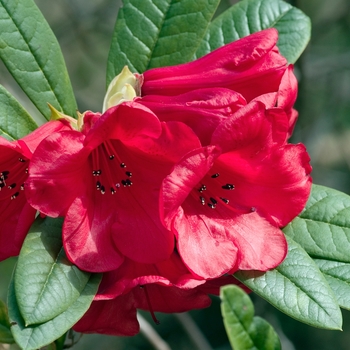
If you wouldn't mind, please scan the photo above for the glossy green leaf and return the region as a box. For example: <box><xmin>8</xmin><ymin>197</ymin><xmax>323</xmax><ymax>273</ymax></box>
<box><xmin>314</xmin><ymin>259</ymin><xmax>350</xmax><ymax>311</ymax></box>
<box><xmin>8</xmin><ymin>273</ymin><xmax>101</xmax><ymax>350</ymax></box>
<box><xmin>235</xmin><ymin>236</ymin><xmax>342</xmax><ymax>330</ymax></box>
<box><xmin>195</xmin><ymin>0</ymin><xmax>311</xmax><ymax>63</ymax></box>
<box><xmin>284</xmin><ymin>184</ymin><xmax>350</xmax><ymax>263</ymax></box>
<box><xmin>0</xmin><ymin>85</ymin><xmax>38</xmax><ymax>141</ymax></box>
<box><xmin>0</xmin><ymin>0</ymin><xmax>77</xmax><ymax>119</ymax></box>
<box><xmin>221</xmin><ymin>285</ymin><xmax>281</xmax><ymax>350</ymax></box>
<box><xmin>0</xmin><ymin>300</ymin><xmax>14</xmax><ymax>344</ymax></box>
<box><xmin>14</xmin><ymin>217</ymin><xmax>90</xmax><ymax>326</ymax></box>
<box><xmin>107</xmin><ymin>0</ymin><xmax>220</xmax><ymax>84</ymax></box>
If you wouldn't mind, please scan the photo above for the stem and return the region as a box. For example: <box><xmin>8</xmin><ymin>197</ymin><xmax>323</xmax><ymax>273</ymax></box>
<box><xmin>175</xmin><ymin>313</ymin><xmax>213</xmax><ymax>350</ymax></box>
<box><xmin>137</xmin><ymin>312</ymin><xmax>171</xmax><ymax>350</ymax></box>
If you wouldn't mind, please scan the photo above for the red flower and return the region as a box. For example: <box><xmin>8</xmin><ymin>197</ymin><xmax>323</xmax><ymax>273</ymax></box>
<box><xmin>142</xmin><ymin>29</ymin><xmax>287</xmax><ymax>103</ymax></box>
<box><xmin>73</xmin><ymin>253</ymin><xmax>243</xmax><ymax>336</ymax></box>
<box><xmin>26</xmin><ymin>102</ymin><xmax>201</xmax><ymax>272</ymax></box>
<box><xmin>0</xmin><ymin>120</ymin><xmax>71</xmax><ymax>261</ymax></box>
<box><xmin>160</xmin><ymin>100</ymin><xmax>311</xmax><ymax>279</ymax></box>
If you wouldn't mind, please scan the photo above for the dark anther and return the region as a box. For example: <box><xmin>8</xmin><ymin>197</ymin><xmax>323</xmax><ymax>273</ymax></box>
<box><xmin>211</xmin><ymin>173</ymin><xmax>220</xmax><ymax>178</ymax></box>
<box><xmin>8</xmin><ymin>183</ymin><xmax>16</xmax><ymax>189</ymax></box>
<box><xmin>121</xmin><ymin>179</ymin><xmax>132</xmax><ymax>187</ymax></box>
<box><xmin>0</xmin><ymin>183</ymin><xmax>5</xmax><ymax>189</ymax></box>
<box><xmin>0</xmin><ymin>171</ymin><xmax>9</xmax><ymax>176</ymax></box>
<box><xmin>96</xmin><ymin>181</ymin><xmax>101</xmax><ymax>190</ymax></box>
<box><xmin>109</xmin><ymin>155</ymin><xmax>115</xmax><ymax>160</ymax></box>
<box><xmin>198</xmin><ymin>184</ymin><xmax>207</xmax><ymax>193</ymax></box>
<box><xmin>11</xmin><ymin>192</ymin><xmax>19</xmax><ymax>200</ymax></box>
<box><xmin>92</xmin><ymin>170</ymin><xmax>102</xmax><ymax>176</ymax></box>
<box><xmin>25</xmin><ymin>168</ymin><xmax>28</xmax><ymax>174</ymax></box>
<box><xmin>124</xmin><ymin>179</ymin><xmax>132</xmax><ymax>186</ymax></box>
<box><xmin>18</xmin><ymin>158</ymin><xmax>26</xmax><ymax>162</ymax></box>
<box><xmin>120</xmin><ymin>162</ymin><xmax>126</xmax><ymax>168</ymax></box>
<box><xmin>220</xmin><ymin>197</ymin><xmax>229</xmax><ymax>204</ymax></box>
<box><xmin>210</xmin><ymin>197</ymin><xmax>217</xmax><ymax>205</ymax></box>
<box><xmin>111</xmin><ymin>187</ymin><xmax>116</xmax><ymax>194</ymax></box>
<box><xmin>20</xmin><ymin>184</ymin><xmax>25</xmax><ymax>190</ymax></box>
<box><xmin>125</xmin><ymin>171</ymin><xmax>132</xmax><ymax>177</ymax></box>
<box><xmin>208</xmin><ymin>203</ymin><xmax>216</xmax><ymax>209</ymax></box>
<box><xmin>222</xmin><ymin>183</ymin><xmax>235</xmax><ymax>190</ymax></box>
<box><xmin>200</xmin><ymin>196</ymin><xmax>205</xmax><ymax>205</ymax></box>
<box><xmin>100</xmin><ymin>185</ymin><xmax>106</xmax><ymax>194</ymax></box>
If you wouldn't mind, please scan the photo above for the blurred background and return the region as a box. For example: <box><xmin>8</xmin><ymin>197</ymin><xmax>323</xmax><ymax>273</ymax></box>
<box><xmin>1</xmin><ymin>0</ymin><xmax>350</xmax><ymax>349</ymax></box>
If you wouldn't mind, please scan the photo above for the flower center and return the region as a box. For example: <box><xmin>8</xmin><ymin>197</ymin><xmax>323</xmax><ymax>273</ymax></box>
<box><xmin>196</xmin><ymin>172</ymin><xmax>234</xmax><ymax>210</ymax></box>
<box><xmin>90</xmin><ymin>140</ymin><xmax>134</xmax><ymax>196</ymax></box>
<box><xmin>0</xmin><ymin>157</ymin><xmax>28</xmax><ymax>201</ymax></box>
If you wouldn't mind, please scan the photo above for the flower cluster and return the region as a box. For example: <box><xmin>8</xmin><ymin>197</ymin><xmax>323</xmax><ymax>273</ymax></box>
<box><xmin>0</xmin><ymin>29</ymin><xmax>311</xmax><ymax>335</ymax></box>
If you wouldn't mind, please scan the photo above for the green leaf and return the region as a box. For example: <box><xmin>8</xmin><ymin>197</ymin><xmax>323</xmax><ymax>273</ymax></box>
<box><xmin>221</xmin><ymin>285</ymin><xmax>281</xmax><ymax>350</ymax></box>
<box><xmin>284</xmin><ymin>184</ymin><xmax>350</xmax><ymax>263</ymax></box>
<box><xmin>0</xmin><ymin>0</ymin><xmax>77</xmax><ymax>119</ymax></box>
<box><xmin>195</xmin><ymin>0</ymin><xmax>311</xmax><ymax>63</ymax></box>
<box><xmin>8</xmin><ymin>273</ymin><xmax>101</xmax><ymax>350</ymax></box>
<box><xmin>0</xmin><ymin>300</ymin><xmax>14</xmax><ymax>344</ymax></box>
<box><xmin>0</xmin><ymin>85</ymin><xmax>38</xmax><ymax>141</ymax></box>
<box><xmin>106</xmin><ymin>0</ymin><xmax>220</xmax><ymax>84</ymax></box>
<box><xmin>314</xmin><ymin>259</ymin><xmax>350</xmax><ymax>311</ymax></box>
<box><xmin>14</xmin><ymin>217</ymin><xmax>91</xmax><ymax>326</ymax></box>
<box><xmin>235</xmin><ymin>236</ymin><xmax>342</xmax><ymax>330</ymax></box>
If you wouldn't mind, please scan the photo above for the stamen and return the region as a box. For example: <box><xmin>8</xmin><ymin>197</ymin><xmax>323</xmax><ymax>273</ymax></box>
<box><xmin>251</xmin><ymin>207</ymin><xmax>256</xmax><ymax>212</ymax></box>
<box><xmin>20</xmin><ymin>184</ymin><xmax>25</xmax><ymax>190</ymax></box>
<box><xmin>100</xmin><ymin>185</ymin><xmax>106</xmax><ymax>194</ymax></box>
<box><xmin>11</xmin><ymin>192</ymin><xmax>19</xmax><ymax>200</ymax></box>
<box><xmin>211</xmin><ymin>173</ymin><xmax>220</xmax><ymax>178</ymax></box>
<box><xmin>18</xmin><ymin>158</ymin><xmax>26</xmax><ymax>163</ymax></box>
<box><xmin>96</xmin><ymin>181</ymin><xmax>101</xmax><ymax>190</ymax></box>
<box><xmin>140</xmin><ymin>286</ymin><xmax>160</xmax><ymax>325</ymax></box>
<box><xmin>8</xmin><ymin>183</ymin><xmax>16</xmax><ymax>189</ymax></box>
<box><xmin>222</xmin><ymin>183</ymin><xmax>235</xmax><ymax>190</ymax></box>
<box><xmin>200</xmin><ymin>196</ymin><xmax>205</xmax><ymax>205</ymax></box>
<box><xmin>121</xmin><ymin>179</ymin><xmax>133</xmax><ymax>187</ymax></box>
<box><xmin>220</xmin><ymin>197</ymin><xmax>229</xmax><ymax>204</ymax></box>
<box><xmin>198</xmin><ymin>184</ymin><xmax>207</xmax><ymax>193</ymax></box>
<box><xmin>210</xmin><ymin>197</ymin><xmax>217</xmax><ymax>205</ymax></box>
<box><xmin>109</xmin><ymin>155</ymin><xmax>115</xmax><ymax>160</ymax></box>
<box><xmin>120</xmin><ymin>162</ymin><xmax>126</xmax><ymax>168</ymax></box>
<box><xmin>208</xmin><ymin>203</ymin><xmax>216</xmax><ymax>209</ymax></box>
<box><xmin>92</xmin><ymin>170</ymin><xmax>102</xmax><ymax>176</ymax></box>
<box><xmin>110</xmin><ymin>187</ymin><xmax>116</xmax><ymax>194</ymax></box>
<box><xmin>125</xmin><ymin>171</ymin><xmax>132</xmax><ymax>177</ymax></box>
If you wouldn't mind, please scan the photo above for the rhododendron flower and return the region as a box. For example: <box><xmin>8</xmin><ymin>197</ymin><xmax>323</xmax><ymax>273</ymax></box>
<box><xmin>73</xmin><ymin>252</ymin><xmax>243</xmax><ymax>336</ymax></box>
<box><xmin>26</xmin><ymin>102</ymin><xmax>201</xmax><ymax>272</ymax></box>
<box><xmin>0</xmin><ymin>120</ymin><xmax>71</xmax><ymax>261</ymax></box>
<box><xmin>161</xmin><ymin>100</ymin><xmax>311</xmax><ymax>279</ymax></box>
<box><xmin>142</xmin><ymin>29</ymin><xmax>287</xmax><ymax>102</ymax></box>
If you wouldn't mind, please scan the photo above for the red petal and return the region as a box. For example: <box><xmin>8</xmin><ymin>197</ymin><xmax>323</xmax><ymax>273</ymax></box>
<box><xmin>214</xmin><ymin>143</ymin><xmax>312</xmax><ymax>227</ymax></box>
<box><xmin>26</xmin><ymin>130</ymin><xmax>88</xmax><ymax>217</ymax></box>
<box><xmin>63</xmin><ymin>196</ymin><xmax>125</xmax><ymax>272</ymax></box>
<box><xmin>96</xmin><ymin>253</ymin><xmax>205</xmax><ymax>300</ymax></box>
<box><xmin>133</xmin><ymin>284</ymin><xmax>211</xmax><ymax>313</ymax></box>
<box><xmin>73</xmin><ymin>293</ymin><xmax>139</xmax><ymax>336</ymax></box>
<box><xmin>142</xmin><ymin>29</ymin><xmax>287</xmax><ymax>102</ymax></box>
<box><xmin>211</xmin><ymin>101</ymin><xmax>289</xmax><ymax>155</ymax></box>
<box><xmin>139</xmin><ymin>88</ymin><xmax>246</xmax><ymax>145</ymax></box>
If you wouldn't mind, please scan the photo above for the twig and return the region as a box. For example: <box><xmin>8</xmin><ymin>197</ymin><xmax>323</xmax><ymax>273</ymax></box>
<box><xmin>175</xmin><ymin>313</ymin><xmax>213</xmax><ymax>350</ymax></box>
<box><xmin>137</xmin><ymin>312</ymin><xmax>171</xmax><ymax>350</ymax></box>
